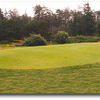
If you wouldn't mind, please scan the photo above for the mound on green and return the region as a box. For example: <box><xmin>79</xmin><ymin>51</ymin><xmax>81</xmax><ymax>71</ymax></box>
<box><xmin>0</xmin><ymin>43</ymin><xmax>100</xmax><ymax>69</ymax></box>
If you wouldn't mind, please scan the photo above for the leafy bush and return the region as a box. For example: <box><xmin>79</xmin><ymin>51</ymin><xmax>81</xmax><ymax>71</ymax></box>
<box><xmin>23</xmin><ymin>34</ymin><xmax>47</xmax><ymax>46</ymax></box>
<box><xmin>55</xmin><ymin>31</ymin><xmax>68</xmax><ymax>44</ymax></box>
<box><xmin>67</xmin><ymin>35</ymin><xmax>100</xmax><ymax>43</ymax></box>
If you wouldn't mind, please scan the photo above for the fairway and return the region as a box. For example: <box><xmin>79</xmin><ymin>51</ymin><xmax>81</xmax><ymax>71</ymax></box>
<box><xmin>0</xmin><ymin>43</ymin><xmax>100</xmax><ymax>69</ymax></box>
<box><xmin>1</xmin><ymin>43</ymin><xmax>100</xmax><ymax>94</ymax></box>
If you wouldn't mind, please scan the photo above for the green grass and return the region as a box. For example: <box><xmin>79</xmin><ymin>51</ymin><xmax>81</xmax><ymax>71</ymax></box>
<box><xmin>0</xmin><ymin>43</ymin><xmax>100</xmax><ymax>69</ymax></box>
<box><xmin>0</xmin><ymin>43</ymin><xmax>100</xmax><ymax>94</ymax></box>
<box><xmin>0</xmin><ymin>63</ymin><xmax>100</xmax><ymax>94</ymax></box>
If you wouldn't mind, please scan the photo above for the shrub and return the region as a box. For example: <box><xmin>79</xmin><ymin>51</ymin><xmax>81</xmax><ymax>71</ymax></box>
<box><xmin>55</xmin><ymin>31</ymin><xmax>68</xmax><ymax>44</ymax></box>
<box><xmin>67</xmin><ymin>35</ymin><xmax>100</xmax><ymax>43</ymax></box>
<box><xmin>23</xmin><ymin>34</ymin><xmax>47</xmax><ymax>46</ymax></box>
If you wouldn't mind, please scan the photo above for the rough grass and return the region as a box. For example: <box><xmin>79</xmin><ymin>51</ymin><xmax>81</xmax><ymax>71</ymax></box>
<box><xmin>0</xmin><ymin>63</ymin><xmax>100</xmax><ymax>94</ymax></box>
<box><xmin>0</xmin><ymin>43</ymin><xmax>100</xmax><ymax>69</ymax></box>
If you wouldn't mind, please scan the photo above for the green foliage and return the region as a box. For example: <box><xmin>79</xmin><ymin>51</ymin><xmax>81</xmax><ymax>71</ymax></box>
<box><xmin>67</xmin><ymin>36</ymin><xmax>100</xmax><ymax>43</ymax></box>
<box><xmin>23</xmin><ymin>34</ymin><xmax>47</xmax><ymax>46</ymax></box>
<box><xmin>0</xmin><ymin>3</ymin><xmax>99</xmax><ymax>42</ymax></box>
<box><xmin>81</xmin><ymin>3</ymin><xmax>96</xmax><ymax>35</ymax></box>
<box><xmin>67</xmin><ymin>3</ymin><xmax>96</xmax><ymax>36</ymax></box>
<box><xmin>0</xmin><ymin>18</ymin><xmax>25</xmax><ymax>41</ymax></box>
<box><xmin>55</xmin><ymin>31</ymin><xmax>68</xmax><ymax>44</ymax></box>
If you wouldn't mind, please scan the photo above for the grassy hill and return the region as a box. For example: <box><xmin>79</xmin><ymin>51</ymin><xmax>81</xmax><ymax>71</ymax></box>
<box><xmin>0</xmin><ymin>43</ymin><xmax>100</xmax><ymax>69</ymax></box>
<box><xmin>0</xmin><ymin>43</ymin><xmax>100</xmax><ymax>94</ymax></box>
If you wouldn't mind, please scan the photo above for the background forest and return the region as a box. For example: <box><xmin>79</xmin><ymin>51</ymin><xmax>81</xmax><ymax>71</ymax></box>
<box><xmin>0</xmin><ymin>3</ymin><xmax>100</xmax><ymax>43</ymax></box>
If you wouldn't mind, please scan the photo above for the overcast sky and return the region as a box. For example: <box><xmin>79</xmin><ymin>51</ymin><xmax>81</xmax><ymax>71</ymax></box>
<box><xmin>0</xmin><ymin>0</ymin><xmax>99</xmax><ymax>16</ymax></box>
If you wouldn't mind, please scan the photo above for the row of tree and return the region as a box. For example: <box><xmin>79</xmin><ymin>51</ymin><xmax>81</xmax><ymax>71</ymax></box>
<box><xmin>0</xmin><ymin>3</ymin><xmax>100</xmax><ymax>42</ymax></box>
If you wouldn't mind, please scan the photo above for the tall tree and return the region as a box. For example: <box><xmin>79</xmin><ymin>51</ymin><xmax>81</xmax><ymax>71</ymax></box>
<box><xmin>95</xmin><ymin>11</ymin><xmax>100</xmax><ymax>35</ymax></box>
<box><xmin>0</xmin><ymin>8</ymin><xmax>4</xmax><ymax>20</ymax></box>
<box><xmin>68</xmin><ymin>10</ymin><xmax>83</xmax><ymax>36</ymax></box>
<box><xmin>81</xmin><ymin>3</ymin><xmax>96</xmax><ymax>35</ymax></box>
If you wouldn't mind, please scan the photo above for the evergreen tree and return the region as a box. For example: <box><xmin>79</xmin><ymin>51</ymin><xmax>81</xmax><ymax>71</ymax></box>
<box><xmin>81</xmin><ymin>3</ymin><xmax>96</xmax><ymax>35</ymax></box>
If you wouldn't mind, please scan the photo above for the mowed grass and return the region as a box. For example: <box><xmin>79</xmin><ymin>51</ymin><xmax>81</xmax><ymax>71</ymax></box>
<box><xmin>0</xmin><ymin>43</ymin><xmax>100</xmax><ymax>69</ymax></box>
<box><xmin>0</xmin><ymin>43</ymin><xmax>100</xmax><ymax>94</ymax></box>
<box><xmin>0</xmin><ymin>63</ymin><xmax>100</xmax><ymax>94</ymax></box>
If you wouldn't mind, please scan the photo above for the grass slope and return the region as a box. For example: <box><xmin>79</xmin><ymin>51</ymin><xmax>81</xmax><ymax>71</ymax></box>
<box><xmin>0</xmin><ymin>43</ymin><xmax>100</xmax><ymax>94</ymax></box>
<box><xmin>0</xmin><ymin>43</ymin><xmax>100</xmax><ymax>69</ymax></box>
<box><xmin>0</xmin><ymin>63</ymin><xmax>100</xmax><ymax>94</ymax></box>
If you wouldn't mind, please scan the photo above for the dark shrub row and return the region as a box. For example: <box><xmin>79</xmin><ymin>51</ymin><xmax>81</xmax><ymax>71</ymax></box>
<box><xmin>67</xmin><ymin>35</ymin><xmax>100</xmax><ymax>43</ymax></box>
<box><xmin>20</xmin><ymin>33</ymin><xmax>100</xmax><ymax>46</ymax></box>
<box><xmin>23</xmin><ymin>31</ymin><xmax>69</xmax><ymax>46</ymax></box>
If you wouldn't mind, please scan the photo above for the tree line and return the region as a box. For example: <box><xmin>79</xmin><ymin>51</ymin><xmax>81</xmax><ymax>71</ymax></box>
<box><xmin>0</xmin><ymin>3</ymin><xmax>100</xmax><ymax>42</ymax></box>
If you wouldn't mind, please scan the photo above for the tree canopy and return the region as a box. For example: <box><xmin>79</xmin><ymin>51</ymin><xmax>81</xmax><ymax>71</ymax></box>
<box><xmin>0</xmin><ymin>3</ymin><xmax>99</xmax><ymax>42</ymax></box>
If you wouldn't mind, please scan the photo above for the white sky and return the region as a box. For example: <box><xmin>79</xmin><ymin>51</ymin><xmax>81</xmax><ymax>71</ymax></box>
<box><xmin>0</xmin><ymin>0</ymin><xmax>100</xmax><ymax>16</ymax></box>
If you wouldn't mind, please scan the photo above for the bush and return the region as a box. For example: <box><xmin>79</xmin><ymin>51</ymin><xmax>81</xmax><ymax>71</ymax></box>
<box><xmin>23</xmin><ymin>34</ymin><xmax>47</xmax><ymax>46</ymax></box>
<box><xmin>67</xmin><ymin>35</ymin><xmax>100</xmax><ymax>43</ymax></box>
<box><xmin>55</xmin><ymin>31</ymin><xmax>68</xmax><ymax>44</ymax></box>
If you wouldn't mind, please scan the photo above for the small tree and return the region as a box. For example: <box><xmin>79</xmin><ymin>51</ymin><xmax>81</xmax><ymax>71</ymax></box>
<box><xmin>55</xmin><ymin>31</ymin><xmax>68</xmax><ymax>44</ymax></box>
<box><xmin>23</xmin><ymin>34</ymin><xmax>47</xmax><ymax>46</ymax></box>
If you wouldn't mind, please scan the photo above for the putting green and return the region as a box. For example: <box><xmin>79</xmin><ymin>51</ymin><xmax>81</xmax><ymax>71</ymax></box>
<box><xmin>0</xmin><ymin>43</ymin><xmax>100</xmax><ymax>69</ymax></box>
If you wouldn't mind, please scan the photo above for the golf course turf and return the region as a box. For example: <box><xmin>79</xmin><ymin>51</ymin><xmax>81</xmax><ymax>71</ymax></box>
<box><xmin>0</xmin><ymin>43</ymin><xmax>100</xmax><ymax>94</ymax></box>
<box><xmin>0</xmin><ymin>43</ymin><xmax>100</xmax><ymax>69</ymax></box>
